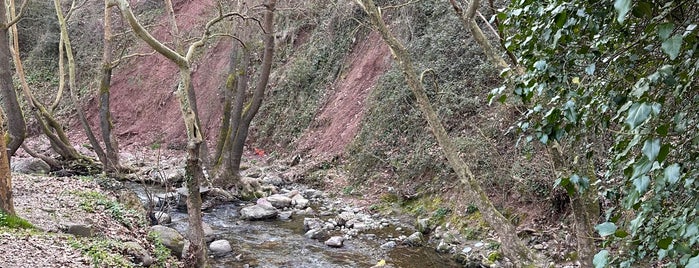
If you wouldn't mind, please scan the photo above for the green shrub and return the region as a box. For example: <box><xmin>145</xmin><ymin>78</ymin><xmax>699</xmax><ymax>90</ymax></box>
<box><xmin>0</xmin><ymin>212</ymin><xmax>34</xmax><ymax>229</ymax></box>
<box><xmin>69</xmin><ymin>238</ymin><xmax>133</xmax><ymax>268</ymax></box>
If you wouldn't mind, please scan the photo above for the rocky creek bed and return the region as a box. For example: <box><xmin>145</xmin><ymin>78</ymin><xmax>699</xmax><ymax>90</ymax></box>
<box><xmin>7</xmin><ymin>155</ymin><xmax>579</xmax><ymax>267</ymax></box>
<box><xmin>130</xmin><ymin>181</ymin><xmax>466</xmax><ymax>268</ymax></box>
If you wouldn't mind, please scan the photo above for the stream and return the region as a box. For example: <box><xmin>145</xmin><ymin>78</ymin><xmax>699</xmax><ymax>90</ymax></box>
<box><xmin>127</xmin><ymin>183</ymin><xmax>461</xmax><ymax>268</ymax></box>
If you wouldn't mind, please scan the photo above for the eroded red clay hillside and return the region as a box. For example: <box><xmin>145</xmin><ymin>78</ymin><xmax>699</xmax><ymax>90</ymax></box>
<box><xmin>86</xmin><ymin>0</ymin><xmax>228</xmax><ymax>148</ymax></box>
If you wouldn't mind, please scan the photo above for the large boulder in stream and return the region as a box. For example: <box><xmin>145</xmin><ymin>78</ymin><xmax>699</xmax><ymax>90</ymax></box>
<box><xmin>240</xmin><ymin>204</ymin><xmax>278</xmax><ymax>220</ymax></box>
<box><xmin>149</xmin><ymin>225</ymin><xmax>185</xmax><ymax>257</ymax></box>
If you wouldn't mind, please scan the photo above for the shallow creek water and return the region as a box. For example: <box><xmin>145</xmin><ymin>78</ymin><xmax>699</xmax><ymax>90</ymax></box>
<box><xmin>129</xmin><ymin>184</ymin><xmax>460</xmax><ymax>268</ymax></box>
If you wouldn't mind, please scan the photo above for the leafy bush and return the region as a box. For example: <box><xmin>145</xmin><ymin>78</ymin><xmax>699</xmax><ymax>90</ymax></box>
<box><xmin>499</xmin><ymin>0</ymin><xmax>699</xmax><ymax>266</ymax></box>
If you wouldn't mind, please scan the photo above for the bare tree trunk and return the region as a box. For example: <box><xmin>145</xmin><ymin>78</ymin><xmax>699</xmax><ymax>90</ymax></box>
<box><xmin>549</xmin><ymin>142</ymin><xmax>599</xmax><ymax>268</ymax></box>
<box><xmin>99</xmin><ymin>0</ymin><xmax>121</xmax><ymax>172</ymax></box>
<box><xmin>8</xmin><ymin>2</ymin><xmax>83</xmax><ymax>163</ymax></box>
<box><xmin>109</xmin><ymin>0</ymin><xmax>255</xmax><ymax>264</ymax></box>
<box><xmin>0</xmin><ymin>1</ymin><xmax>26</xmax><ymax>161</ymax></box>
<box><xmin>356</xmin><ymin>0</ymin><xmax>544</xmax><ymax>266</ymax></box>
<box><xmin>449</xmin><ymin>0</ymin><xmax>510</xmax><ymax>70</ymax></box>
<box><xmin>216</xmin><ymin>1</ymin><xmax>275</xmax><ymax>189</ymax></box>
<box><xmin>216</xmin><ymin>43</ymin><xmax>250</xmax><ymax>187</ymax></box>
<box><xmin>55</xmin><ymin>0</ymin><xmax>108</xmax><ymax>167</ymax></box>
<box><xmin>0</xmin><ymin>108</ymin><xmax>14</xmax><ymax>215</ymax></box>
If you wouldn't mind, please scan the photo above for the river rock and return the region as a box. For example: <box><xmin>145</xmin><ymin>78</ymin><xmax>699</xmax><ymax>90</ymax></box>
<box><xmin>324</xmin><ymin>236</ymin><xmax>344</xmax><ymax>248</ymax></box>
<box><xmin>209</xmin><ymin>240</ymin><xmax>232</xmax><ymax>255</ymax></box>
<box><xmin>261</xmin><ymin>175</ymin><xmax>284</xmax><ymax>186</ymax></box>
<box><xmin>404</xmin><ymin>232</ymin><xmax>424</xmax><ymax>246</ymax></box>
<box><xmin>353</xmin><ymin>222</ymin><xmax>367</xmax><ymax>231</ymax></box>
<box><xmin>380</xmin><ymin>241</ymin><xmax>397</xmax><ymax>249</ymax></box>
<box><xmin>305</xmin><ymin>229</ymin><xmax>324</xmax><ymax>239</ymax></box>
<box><xmin>416</xmin><ymin>218</ymin><xmax>432</xmax><ymax>234</ymax></box>
<box><xmin>240</xmin><ymin>204</ymin><xmax>278</xmax><ymax>220</ymax></box>
<box><xmin>150</xmin><ymin>225</ymin><xmax>185</xmax><ymax>257</ymax></box>
<box><xmin>203</xmin><ymin>223</ymin><xmax>215</xmax><ymax>242</ymax></box>
<box><xmin>154</xmin><ymin>192</ymin><xmax>184</xmax><ymax>210</ymax></box>
<box><xmin>124</xmin><ymin>242</ymin><xmax>154</xmax><ymax>266</ymax></box>
<box><xmin>291</xmin><ymin>194</ymin><xmax>310</xmax><ymax>209</ymax></box>
<box><xmin>336</xmin><ymin>211</ymin><xmax>355</xmax><ymax>227</ymax></box>
<box><xmin>303</xmin><ymin>217</ymin><xmax>324</xmax><ymax>231</ymax></box>
<box><xmin>153</xmin><ymin>211</ymin><xmax>172</xmax><ymax>224</ymax></box>
<box><xmin>278</xmin><ymin>211</ymin><xmax>293</xmax><ymax>220</ymax></box>
<box><xmin>304</xmin><ymin>189</ymin><xmax>322</xmax><ymax>199</ymax></box>
<box><xmin>11</xmin><ymin>158</ymin><xmax>50</xmax><ymax>174</ymax></box>
<box><xmin>176</xmin><ymin>186</ymin><xmax>211</xmax><ymax>197</ymax></box>
<box><xmin>436</xmin><ymin>240</ymin><xmax>452</xmax><ymax>253</ymax></box>
<box><xmin>62</xmin><ymin>223</ymin><xmax>95</xmax><ymax>237</ymax></box>
<box><xmin>266</xmin><ymin>194</ymin><xmax>292</xmax><ymax>208</ymax></box>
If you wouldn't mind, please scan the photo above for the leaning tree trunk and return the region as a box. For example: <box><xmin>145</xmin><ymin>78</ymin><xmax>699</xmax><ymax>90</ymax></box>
<box><xmin>98</xmin><ymin>0</ymin><xmax>121</xmax><ymax>172</ymax></box>
<box><xmin>8</xmin><ymin>8</ymin><xmax>84</xmax><ymax>163</ymax></box>
<box><xmin>356</xmin><ymin>0</ymin><xmax>544</xmax><ymax>266</ymax></box>
<box><xmin>0</xmin><ymin>2</ymin><xmax>26</xmax><ymax>161</ymax></box>
<box><xmin>55</xmin><ymin>0</ymin><xmax>109</xmax><ymax>168</ymax></box>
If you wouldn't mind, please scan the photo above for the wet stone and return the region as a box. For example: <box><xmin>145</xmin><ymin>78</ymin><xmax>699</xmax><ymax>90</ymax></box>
<box><xmin>380</xmin><ymin>241</ymin><xmax>397</xmax><ymax>249</ymax></box>
<box><xmin>324</xmin><ymin>236</ymin><xmax>344</xmax><ymax>248</ymax></box>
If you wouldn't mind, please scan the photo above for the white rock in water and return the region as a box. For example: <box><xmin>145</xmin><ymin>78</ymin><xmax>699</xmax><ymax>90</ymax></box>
<box><xmin>324</xmin><ymin>236</ymin><xmax>344</xmax><ymax>248</ymax></box>
<box><xmin>209</xmin><ymin>240</ymin><xmax>232</xmax><ymax>255</ymax></box>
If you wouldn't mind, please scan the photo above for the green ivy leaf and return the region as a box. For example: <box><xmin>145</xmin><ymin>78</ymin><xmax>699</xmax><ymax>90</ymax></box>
<box><xmin>585</xmin><ymin>63</ymin><xmax>596</xmax><ymax>75</ymax></box>
<box><xmin>656</xmin><ymin>124</ymin><xmax>669</xmax><ymax>136</ymax></box>
<box><xmin>684</xmin><ymin>223</ymin><xmax>698</xmax><ymax>239</ymax></box>
<box><xmin>534</xmin><ymin>60</ymin><xmax>548</xmax><ymax>71</ymax></box>
<box><xmin>665</xmin><ymin>164</ymin><xmax>681</xmax><ymax>185</ymax></box>
<box><xmin>594</xmin><ymin>250</ymin><xmax>610</xmax><ymax>268</ymax></box>
<box><xmin>633</xmin><ymin>175</ymin><xmax>651</xmax><ymax>194</ymax></box>
<box><xmin>688</xmin><ymin>254</ymin><xmax>699</xmax><ymax>268</ymax></box>
<box><xmin>626</xmin><ymin>102</ymin><xmax>651</xmax><ymax>129</ymax></box>
<box><xmin>596</xmin><ymin>222</ymin><xmax>618</xmax><ymax>236</ymax></box>
<box><xmin>631</xmin><ymin>79</ymin><xmax>649</xmax><ymax>98</ymax></box>
<box><xmin>657</xmin><ymin>144</ymin><xmax>671</xmax><ymax>163</ymax></box>
<box><xmin>658</xmin><ymin>23</ymin><xmax>674</xmax><ymax>40</ymax></box>
<box><xmin>615</xmin><ymin>229</ymin><xmax>629</xmax><ymax>238</ymax></box>
<box><xmin>658</xmin><ymin>237</ymin><xmax>674</xmax><ymax>249</ymax></box>
<box><xmin>614</xmin><ymin>0</ymin><xmax>631</xmax><ymax>23</ymax></box>
<box><xmin>642</xmin><ymin>138</ymin><xmax>660</xmax><ymax>161</ymax></box>
<box><xmin>661</xmin><ymin>34</ymin><xmax>683</xmax><ymax>60</ymax></box>
<box><xmin>632</xmin><ymin>1</ymin><xmax>653</xmax><ymax>18</ymax></box>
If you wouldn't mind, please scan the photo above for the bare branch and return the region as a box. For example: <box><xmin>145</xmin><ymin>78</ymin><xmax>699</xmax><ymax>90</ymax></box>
<box><xmin>4</xmin><ymin>0</ymin><xmax>29</xmax><ymax>28</ymax></box>
<box><xmin>110</xmin><ymin>0</ymin><xmax>188</xmax><ymax>67</ymax></box>
<box><xmin>381</xmin><ymin>0</ymin><xmax>422</xmax><ymax>10</ymax></box>
<box><xmin>185</xmin><ymin>12</ymin><xmax>251</xmax><ymax>61</ymax></box>
<box><xmin>111</xmin><ymin>51</ymin><xmax>157</xmax><ymax>68</ymax></box>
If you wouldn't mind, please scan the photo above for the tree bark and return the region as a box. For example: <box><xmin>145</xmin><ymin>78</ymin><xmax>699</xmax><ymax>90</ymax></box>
<box><xmin>8</xmin><ymin>3</ymin><xmax>83</xmax><ymax>163</ymax></box>
<box><xmin>0</xmin><ymin>108</ymin><xmax>14</xmax><ymax>215</ymax></box>
<box><xmin>108</xmin><ymin>0</ymin><xmax>237</xmax><ymax>265</ymax></box>
<box><xmin>448</xmin><ymin>0</ymin><xmax>514</xmax><ymax>72</ymax></box>
<box><xmin>216</xmin><ymin>0</ymin><xmax>275</xmax><ymax>189</ymax></box>
<box><xmin>55</xmin><ymin>0</ymin><xmax>109</xmax><ymax>167</ymax></box>
<box><xmin>99</xmin><ymin>0</ymin><xmax>121</xmax><ymax>172</ymax></box>
<box><xmin>0</xmin><ymin>2</ymin><xmax>26</xmax><ymax>161</ymax></box>
<box><xmin>356</xmin><ymin>0</ymin><xmax>543</xmax><ymax>266</ymax></box>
